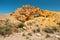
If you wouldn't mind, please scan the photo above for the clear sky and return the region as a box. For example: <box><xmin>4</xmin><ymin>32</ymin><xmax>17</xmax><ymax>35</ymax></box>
<box><xmin>0</xmin><ymin>0</ymin><xmax>60</xmax><ymax>14</ymax></box>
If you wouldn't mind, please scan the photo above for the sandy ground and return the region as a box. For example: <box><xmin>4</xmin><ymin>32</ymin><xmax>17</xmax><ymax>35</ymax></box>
<box><xmin>0</xmin><ymin>32</ymin><xmax>43</xmax><ymax>40</ymax></box>
<box><xmin>0</xmin><ymin>14</ymin><xmax>10</xmax><ymax>19</ymax></box>
<box><xmin>0</xmin><ymin>32</ymin><xmax>60</xmax><ymax>40</ymax></box>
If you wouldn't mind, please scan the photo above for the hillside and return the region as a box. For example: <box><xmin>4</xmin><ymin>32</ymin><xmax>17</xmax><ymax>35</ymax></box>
<box><xmin>0</xmin><ymin>5</ymin><xmax>60</xmax><ymax>40</ymax></box>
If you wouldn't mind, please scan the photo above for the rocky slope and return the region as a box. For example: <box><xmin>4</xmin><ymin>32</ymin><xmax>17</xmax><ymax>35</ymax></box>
<box><xmin>0</xmin><ymin>5</ymin><xmax>60</xmax><ymax>40</ymax></box>
<box><xmin>9</xmin><ymin>5</ymin><xmax>60</xmax><ymax>29</ymax></box>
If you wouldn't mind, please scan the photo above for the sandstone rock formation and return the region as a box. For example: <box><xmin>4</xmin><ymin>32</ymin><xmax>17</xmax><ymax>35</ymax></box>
<box><xmin>0</xmin><ymin>5</ymin><xmax>60</xmax><ymax>40</ymax></box>
<box><xmin>10</xmin><ymin>5</ymin><xmax>56</xmax><ymax>22</ymax></box>
<box><xmin>0</xmin><ymin>5</ymin><xmax>60</xmax><ymax>29</ymax></box>
<box><xmin>8</xmin><ymin>5</ymin><xmax>60</xmax><ymax>31</ymax></box>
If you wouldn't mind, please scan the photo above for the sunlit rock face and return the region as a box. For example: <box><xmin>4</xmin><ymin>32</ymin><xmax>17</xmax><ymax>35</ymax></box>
<box><xmin>10</xmin><ymin>5</ymin><xmax>55</xmax><ymax>22</ymax></box>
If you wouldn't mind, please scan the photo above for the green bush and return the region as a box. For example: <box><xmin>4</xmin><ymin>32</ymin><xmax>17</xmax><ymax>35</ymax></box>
<box><xmin>0</xmin><ymin>19</ymin><xmax>12</xmax><ymax>36</ymax></box>
<box><xmin>18</xmin><ymin>23</ymin><xmax>25</xmax><ymax>28</ymax></box>
<box><xmin>0</xmin><ymin>27</ymin><xmax>12</xmax><ymax>36</ymax></box>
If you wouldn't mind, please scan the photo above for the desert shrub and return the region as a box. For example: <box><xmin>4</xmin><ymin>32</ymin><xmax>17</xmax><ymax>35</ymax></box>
<box><xmin>14</xmin><ymin>29</ymin><xmax>19</xmax><ymax>33</ymax></box>
<box><xmin>57</xmin><ymin>22</ymin><xmax>60</xmax><ymax>25</ymax></box>
<box><xmin>26</xmin><ymin>36</ymin><xmax>29</xmax><ymax>39</ymax></box>
<box><xmin>33</xmin><ymin>30</ymin><xmax>35</xmax><ymax>33</ymax></box>
<box><xmin>4</xmin><ymin>19</ymin><xmax>13</xmax><ymax>28</ymax></box>
<box><xmin>43</xmin><ymin>28</ymin><xmax>54</xmax><ymax>33</ymax></box>
<box><xmin>36</xmin><ymin>28</ymin><xmax>40</xmax><ymax>32</ymax></box>
<box><xmin>35</xmin><ymin>24</ymin><xmax>39</xmax><ymax>27</ymax></box>
<box><xmin>27</xmin><ymin>22</ymin><xmax>32</xmax><ymax>26</ymax></box>
<box><xmin>0</xmin><ymin>27</ymin><xmax>12</xmax><ymax>36</ymax></box>
<box><xmin>0</xmin><ymin>19</ymin><xmax>13</xmax><ymax>36</ymax></box>
<box><xmin>52</xmin><ymin>27</ymin><xmax>58</xmax><ymax>32</ymax></box>
<box><xmin>33</xmin><ymin>28</ymin><xmax>40</xmax><ymax>33</ymax></box>
<box><xmin>42</xmin><ymin>19</ymin><xmax>45</xmax><ymax>21</ymax></box>
<box><xmin>18</xmin><ymin>23</ymin><xmax>25</xmax><ymax>28</ymax></box>
<box><xmin>27</xmin><ymin>33</ymin><xmax>32</xmax><ymax>36</ymax></box>
<box><xmin>5</xmin><ymin>19</ymin><xmax>10</xmax><ymax>25</ymax></box>
<box><xmin>22</xmin><ymin>33</ymin><xmax>26</xmax><ymax>36</ymax></box>
<box><xmin>46</xmin><ymin>34</ymin><xmax>50</xmax><ymax>38</ymax></box>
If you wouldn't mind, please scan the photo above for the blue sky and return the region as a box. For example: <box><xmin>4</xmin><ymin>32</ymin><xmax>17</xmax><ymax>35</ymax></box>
<box><xmin>0</xmin><ymin>0</ymin><xmax>60</xmax><ymax>14</ymax></box>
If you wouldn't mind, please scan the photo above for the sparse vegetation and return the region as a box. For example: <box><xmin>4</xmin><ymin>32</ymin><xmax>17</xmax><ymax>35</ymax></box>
<box><xmin>35</xmin><ymin>24</ymin><xmax>39</xmax><ymax>27</ymax></box>
<box><xmin>18</xmin><ymin>23</ymin><xmax>25</xmax><ymax>28</ymax></box>
<box><xmin>36</xmin><ymin>28</ymin><xmax>40</xmax><ymax>32</ymax></box>
<box><xmin>0</xmin><ymin>19</ymin><xmax>13</xmax><ymax>36</ymax></box>
<box><xmin>27</xmin><ymin>22</ymin><xmax>32</xmax><ymax>26</ymax></box>
<box><xmin>52</xmin><ymin>27</ymin><xmax>58</xmax><ymax>32</ymax></box>
<box><xmin>26</xmin><ymin>36</ymin><xmax>29</xmax><ymax>39</ymax></box>
<box><xmin>43</xmin><ymin>27</ymin><xmax>59</xmax><ymax>33</ymax></box>
<box><xmin>0</xmin><ymin>5</ymin><xmax>60</xmax><ymax>40</ymax></box>
<box><xmin>42</xmin><ymin>19</ymin><xmax>45</xmax><ymax>21</ymax></box>
<box><xmin>43</xmin><ymin>28</ymin><xmax>54</xmax><ymax>33</ymax></box>
<box><xmin>33</xmin><ymin>30</ymin><xmax>35</xmax><ymax>33</ymax></box>
<box><xmin>57</xmin><ymin>22</ymin><xmax>60</xmax><ymax>25</ymax></box>
<box><xmin>33</xmin><ymin>28</ymin><xmax>40</xmax><ymax>33</ymax></box>
<box><xmin>22</xmin><ymin>33</ymin><xmax>26</xmax><ymax>36</ymax></box>
<box><xmin>28</xmin><ymin>33</ymin><xmax>32</xmax><ymax>36</ymax></box>
<box><xmin>46</xmin><ymin>34</ymin><xmax>50</xmax><ymax>38</ymax></box>
<box><xmin>0</xmin><ymin>27</ymin><xmax>12</xmax><ymax>36</ymax></box>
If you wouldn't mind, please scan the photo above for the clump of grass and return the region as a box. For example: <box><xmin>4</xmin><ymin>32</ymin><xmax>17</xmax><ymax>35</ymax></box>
<box><xmin>52</xmin><ymin>27</ymin><xmax>58</xmax><ymax>32</ymax></box>
<box><xmin>33</xmin><ymin>28</ymin><xmax>40</xmax><ymax>33</ymax></box>
<box><xmin>28</xmin><ymin>33</ymin><xmax>32</xmax><ymax>36</ymax></box>
<box><xmin>33</xmin><ymin>30</ymin><xmax>35</xmax><ymax>33</ymax></box>
<box><xmin>46</xmin><ymin>34</ymin><xmax>50</xmax><ymax>38</ymax></box>
<box><xmin>27</xmin><ymin>22</ymin><xmax>32</xmax><ymax>26</ymax></box>
<box><xmin>14</xmin><ymin>29</ymin><xmax>19</xmax><ymax>33</ymax></box>
<box><xmin>57</xmin><ymin>22</ymin><xmax>60</xmax><ymax>25</ymax></box>
<box><xmin>42</xmin><ymin>19</ymin><xmax>45</xmax><ymax>21</ymax></box>
<box><xmin>26</xmin><ymin>36</ymin><xmax>29</xmax><ymax>39</ymax></box>
<box><xmin>22</xmin><ymin>33</ymin><xmax>26</xmax><ymax>36</ymax></box>
<box><xmin>18</xmin><ymin>23</ymin><xmax>25</xmax><ymax>28</ymax></box>
<box><xmin>0</xmin><ymin>19</ymin><xmax>13</xmax><ymax>37</ymax></box>
<box><xmin>0</xmin><ymin>27</ymin><xmax>12</xmax><ymax>36</ymax></box>
<box><xmin>36</xmin><ymin>28</ymin><xmax>40</xmax><ymax>32</ymax></box>
<box><xmin>43</xmin><ymin>26</ymin><xmax>59</xmax><ymax>33</ymax></box>
<box><xmin>43</xmin><ymin>28</ymin><xmax>54</xmax><ymax>33</ymax></box>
